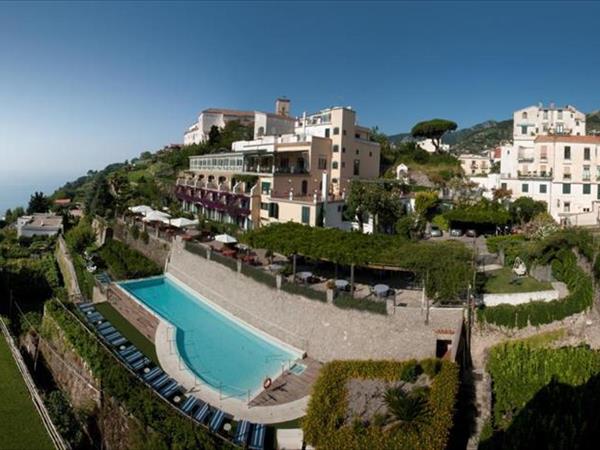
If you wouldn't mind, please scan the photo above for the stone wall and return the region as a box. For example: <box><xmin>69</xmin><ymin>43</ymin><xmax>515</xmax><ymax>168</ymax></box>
<box><xmin>106</xmin><ymin>285</ymin><xmax>159</xmax><ymax>342</ymax></box>
<box><xmin>111</xmin><ymin>219</ymin><xmax>170</xmax><ymax>268</ymax></box>
<box><xmin>167</xmin><ymin>240</ymin><xmax>463</xmax><ymax>362</ymax></box>
<box><xmin>483</xmin><ymin>289</ymin><xmax>559</xmax><ymax>306</ymax></box>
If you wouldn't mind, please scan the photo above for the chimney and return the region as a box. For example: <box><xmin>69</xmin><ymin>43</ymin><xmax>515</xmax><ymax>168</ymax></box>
<box><xmin>276</xmin><ymin>97</ymin><xmax>290</xmax><ymax>117</ymax></box>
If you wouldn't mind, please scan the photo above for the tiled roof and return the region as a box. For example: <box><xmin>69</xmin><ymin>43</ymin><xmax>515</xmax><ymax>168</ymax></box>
<box><xmin>535</xmin><ymin>135</ymin><xmax>600</xmax><ymax>144</ymax></box>
<box><xmin>202</xmin><ymin>108</ymin><xmax>255</xmax><ymax>117</ymax></box>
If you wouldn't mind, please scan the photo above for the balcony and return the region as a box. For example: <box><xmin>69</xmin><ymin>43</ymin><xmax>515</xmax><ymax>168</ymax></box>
<box><xmin>518</xmin><ymin>156</ymin><xmax>535</xmax><ymax>163</ymax></box>
<box><xmin>273</xmin><ymin>166</ymin><xmax>309</xmax><ymax>175</ymax></box>
<box><xmin>174</xmin><ymin>186</ymin><xmax>251</xmax><ymax>217</ymax></box>
<box><xmin>517</xmin><ymin>170</ymin><xmax>553</xmax><ymax>180</ymax></box>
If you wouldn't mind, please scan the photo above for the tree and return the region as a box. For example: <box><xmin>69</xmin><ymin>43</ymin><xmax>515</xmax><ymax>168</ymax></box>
<box><xmin>208</xmin><ymin>125</ymin><xmax>221</xmax><ymax>146</ymax></box>
<box><xmin>509</xmin><ymin>197</ymin><xmax>547</xmax><ymax>224</ymax></box>
<box><xmin>415</xmin><ymin>191</ymin><xmax>439</xmax><ymax>221</ymax></box>
<box><xmin>345</xmin><ymin>181</ymin><xmax>405</xmax><ymax>233</ymax></box>
<box><xmin>383</xmin><ymin>386</ymin><xmax>430</xmax><ymax>432</ymax></box>
<box><xmin>411</xmin><ymin>119</ymin><xmax>457</xmax><ymax>152</ymax></box>
<box><xmin>27</xmin><ymin>192</ymin><xmax>51</xmax><ymax>214</ymax></box>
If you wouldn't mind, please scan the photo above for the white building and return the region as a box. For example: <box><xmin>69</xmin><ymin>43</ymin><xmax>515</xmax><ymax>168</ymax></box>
<box><xmin>497</xmin><ymin>104</ymin><xmax>600</xmax><ymax>225</ymax></box>
<box><xmin>16</xmin><ymin>214</ymin><xmax>63</xmax><ymax>238</ymax></box>
<box><xmin>183</xmin><ymin>108</ymin><xmax>255</xmax><ymax>145</ymax></box>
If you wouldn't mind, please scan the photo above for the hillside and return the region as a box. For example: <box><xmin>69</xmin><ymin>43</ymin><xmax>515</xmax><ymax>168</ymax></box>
<box><xmin>390</xmin><ymin>111</ymin><xmax>600</xmax><ymax>155</ymax></box>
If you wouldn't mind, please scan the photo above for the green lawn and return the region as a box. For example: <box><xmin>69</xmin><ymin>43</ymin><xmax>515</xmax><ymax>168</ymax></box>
<box><xmin>94</xmin><ymin>302</ymin><xmax>159</xmax><ymax>364</ymax></box>
<box><xmin>484</xmin><ymin>267</ymin><xmax>553</xmax><ymax>294</ymax></box>
<box><xmin>0</xmin><ymin>334</ymin><xmax>54</xmax><ymax>450</ymax></box>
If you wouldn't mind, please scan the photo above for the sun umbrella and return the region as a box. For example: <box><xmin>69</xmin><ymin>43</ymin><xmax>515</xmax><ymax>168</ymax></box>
<box><xmin>143</xmin><ymin>210</ymin><xmax>171</xmax><ymax>222</ymax></box>
<box><xmin>128</xmin><ymin>205</ymin><xmax>154</xmax><ymax>216</ymax></box>
<box><xmin>165</xmin><ymin>218</ymin><xmax>199</xmax><ymax>228</ymax></box>
<box><xmin>215</xmin><ymin>234</ymin><xmax>237</xmax><ymax>244</ymax></box>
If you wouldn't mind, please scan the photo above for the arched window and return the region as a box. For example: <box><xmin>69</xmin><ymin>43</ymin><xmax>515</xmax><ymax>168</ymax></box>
<box><xmin>522</xmin><ymin>112</ymin><xmax>528</xmax><ymax>119</ymax></box>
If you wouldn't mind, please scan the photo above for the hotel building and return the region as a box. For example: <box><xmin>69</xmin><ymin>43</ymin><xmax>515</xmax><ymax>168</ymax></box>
<box><xmin>498</xmin><ymin>103</ymin><xmax>600</xmax><ymax>225</ymax></box>
<box><xmin>175</xmin><ymin>101</ymin><xmax>381</xmax><ymax>229</ymax></box>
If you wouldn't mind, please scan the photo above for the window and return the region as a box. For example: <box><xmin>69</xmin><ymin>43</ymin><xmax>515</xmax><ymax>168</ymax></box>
<box><xmin>301</xmin><ymin>180</ymin><xmax>308</xmax><ymax>195</ymax></box>
<box><xmin>332</xmin><ymin>161</ymin><xmax>338</xmax><ymax>169</ymax></box>
<box><xmin>325</xmin><ymin>128</ymin><xmax>330</xmax><ymax>138</ymax></box>
<box><xmin>342</xmin><ymin>162</ymin><xmax>346</xmax><ymax>168</ymax></box>
<box><xmin>355</xmin><ymin>133</ymin><xmax>360</xmax><ymax>138</ymax></box>
<box><xmin>564</xmin><ymin>201</ymin><xmax>570</xmax><ymax>212</ymax></box>
<box><xmin>540</xmin><ymin>184</ymin><xmax>547</xmax><ymax>194</ymax></box>
<box><xmin>521</xmin><ymin>125</ymin><xmax>528</xmax><ymax>135</ymax></box>
<box><xmin>543</xmin><ymin>110</ymin><xmax>548</xmax><ymax>120</ymax></box>
<box><xmin>342</xmin><ymin>147</ymin><xmax>346</xmax><ymax>153</ymax></box>
<box><xmin>563</xmin><ymin>166</ymin><xmax>571</xmax><ymax>180</ymax></box>
<box><xmin>301</xmin><ymin>206</ymin><xmax>310</xmax><ymax>224</ymax></box>
<box><xmin>522</xmin><ymin>111</ymin><xmax>528</xmax><ymax>119</ymax></box>
<box><xmin>333</xmin><ymin>145</ymin><xmax>339</xmax><ymax>152</ymax></box>
<box><xmin>540</xmin><ymin>145</ymin><xmax>548</xmax><ymax>160</ymax></box>
<box><xmin>261</xmin><ymin>181</ymin><xmax>271</xmax><ymax>194</ymax></box>
<box><xmin>564</xmin><ymin>146</ymin><xmax>571</xmax><ymax>159</ymax></box>
<box><xmin>333</xmin><ymin>127</ymin><xmax>340</xmax><ymax>135</ymax></box>
<box><xmin>563</xmin><ymin>183</ymin><xmax>571</xmax><ymax>194</ymax></box>
<box><xmin>584</xmin><ymin>147</ymin><xmax>591</xmax><ymax>160</ymax></box>
<box><xmin>501</xmin><ymin>182</ymin><xmax>507</xmax><ymax>190</ymax></box>
<box><xmin>268</xmin><ymin>203</ymin><xmax>279</xmax><ymax>219</ymax></box>
<box><xmin>583</xmin><ymin>165</ymin><xmax>591</xmax><ymax>181</ymax></box>
<box><xmin>353</xmin><ymin>160</ymin><xmax>360</xmax><ymax>176</ymax></box>
<box><xmin>332</xmin><ymin>178</ymin><xmax>338</xmax><ymax>184</ymax></box>
<box><xmin>260</xmin><ymin>202</ymin><xmax>269</xmax><ymax>211</ymax></box>
<box><xmin>558</xmin><ymin>110</ymin><xmax>563</xmax><ymax>120</ymax></box>
<box><xmin>355</xmin><ymin>149</ymin><xmax>359</xmax><ymax>155</ymax></box>
<box><xmin>583</xmin><ymin>184</ymin><xmax>591</xmax><ymax>195</ymax></box>
<box><xmin>343</xmin><ymin>129</ymin><xmax>347</xmax><ymax>135</ymax></box>
<box><xmin>369</xmin><ymin>151</ymin><xmax>372</xmax><ymax>157</ymax></box>
<box><xmin>521</xmin><ymin>183</ymin><xmax>529</xmax><ymax>193</ymax></box>
<box><xmin>318</xmin><ymin>158</ymin><xmax>327</xmax><ymax>170</ymax></box>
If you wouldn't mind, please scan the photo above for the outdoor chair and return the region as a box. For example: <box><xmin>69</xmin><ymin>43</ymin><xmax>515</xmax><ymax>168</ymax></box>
<box><xmin>193</xmin><ymin>403</ymin><xmax>212</xmax><ymax>424</ymax></box>
<box><xmin>130</xmin><ymin>357</ymin><xmax>151</xmax><ymax>371</ymax></box>
<box><xmin>159</xmin><ymin>379</ymin><xmax>179</xmax><ymax>397</ymax></box>
<box><xmin>100</xmin><ymin>326</ymin><xmax>117</xmax><ymax>336</ymax></box>
<box><xmin>142</xmin><ymin>367</ymin><xmax>163</xmax><ymax>382</ymax></box>
<box><xmin>179</xmin><ymin>396</ymin><xmax>199</xmax><ymax>415</ymax></box>
<box><xmin>209</xmin><ymin>409</ymin><xmax>226</xmax><ymax>432</ymax></box>
<box><xmin>151</xmin><ymin>374</ymin><xmax>170</xmax><ymax>389</ymax></box>
<box><xmin>234</xmin><ymin>420</ymin><xmax>251</xmax><ymax>446</ymax></box>
<box><xmin>249</xmin><ymin>423</ymin><xmax>266</xmax><ymax>450</ymax></box>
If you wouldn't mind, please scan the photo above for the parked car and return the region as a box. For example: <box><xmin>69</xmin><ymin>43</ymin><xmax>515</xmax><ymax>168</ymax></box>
<box><xmin>430</xmin><ymin>226</ymin><xmax>443</xmax><ymax>237</ymax></box>
<box><xmin>466</xmin><ymin>229</ymin><xmax>477</xmax><ymax>238</ymax></box>
<box><xmin>450</xmin><ymin>228</ymin><xmax>463</xmax><ymax>237</ymax></box>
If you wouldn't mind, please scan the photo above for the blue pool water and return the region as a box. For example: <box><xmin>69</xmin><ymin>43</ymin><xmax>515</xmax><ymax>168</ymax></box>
<box><xmin>119</xmin><ymin>276</ymin><xmax>300</xmax><ymax>398</ymax></box>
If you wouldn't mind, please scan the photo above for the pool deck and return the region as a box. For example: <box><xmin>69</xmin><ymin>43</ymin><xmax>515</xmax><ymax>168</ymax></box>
<box><xmin>155</xmin><ymin>319</ymin><xmax>315</xmax><ymax>423</ymax></box>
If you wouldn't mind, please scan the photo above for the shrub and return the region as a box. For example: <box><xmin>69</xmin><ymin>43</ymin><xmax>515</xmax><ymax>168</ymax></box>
<box><xmin>140</xmin><ymin>230</ymin><xmax>149</xmax><ymax>244</ymax></box>
<box><xmin>303</xmin><ymin>359</ymin><xmax>458</xmax><ymax>450</ymax></box>
<box><xmin>432</xmin><ymin>215</ymin><xmax>449</xmax><ymax>231</ymax></box>
<box><xmin>240</xmin><ymin>264</ymin><xmax>277</xmax><ymax>289</ymax></box>
<box><xmin>98</xmin><ymin>240</ymin><xmax>161</xmax><ymax>280</ymax></box>
<box><xmin>333</xmin><ymin>293</ymin><xmax>387</xmax><ymax>315</ymax></box>
<box><xmin>130</xmin><ymin>225</ymin><xmax>140</xmax><ymax>240</ymax></box>
<box><xmin>281</xmin><ymin>281</ymin><xmax>326</xmax><ymax>302</ymax></box>
<box><xmin>485</xmin><ymin>235</ymin><xmax>525</xmax><ymax>254</ymax></box>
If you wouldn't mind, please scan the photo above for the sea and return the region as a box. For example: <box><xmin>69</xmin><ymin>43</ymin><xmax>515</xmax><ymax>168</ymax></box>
<box><xmin>0</xmin><ymin>170</ymin><xmax>79</xmax><ymax>218</ymax></box>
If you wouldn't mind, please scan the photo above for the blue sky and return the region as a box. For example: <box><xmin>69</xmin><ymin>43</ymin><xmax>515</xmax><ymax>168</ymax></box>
<box><xmin>1</xmin><ymin>1</ymin><xmax>600</xmax><ymax>178</ymax></box>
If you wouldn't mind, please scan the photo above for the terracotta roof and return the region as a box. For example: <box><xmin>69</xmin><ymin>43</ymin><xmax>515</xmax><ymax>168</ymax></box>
<box><xmin>53</xmin><ymin>198</ymin><xmax>71</xmax><ymax>205</ymax></box>
<box><xmin>493</xmin><ymin>147</ymin><xmax>502</xmax><ymax>159</ymax></box>
<box><xmin>535</xmin><ymin>135</ymin><xmax>600</xmax><ymax>144</ymax></box>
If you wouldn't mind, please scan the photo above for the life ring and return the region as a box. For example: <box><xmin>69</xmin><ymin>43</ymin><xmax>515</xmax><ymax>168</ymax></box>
<box><xmin>263</xmin><ymin>377</ymin><xmax>272</xmax><ymax>389</ymax></box>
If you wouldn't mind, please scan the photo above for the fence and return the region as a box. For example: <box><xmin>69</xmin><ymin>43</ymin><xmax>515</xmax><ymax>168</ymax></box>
<box><xmin>0</xmin><ymin>316</ymin><xmax>70</xmax><ymax>450</ymax></box>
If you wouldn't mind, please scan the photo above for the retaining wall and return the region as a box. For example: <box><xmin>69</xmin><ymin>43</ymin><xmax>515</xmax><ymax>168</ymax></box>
<box><xmin>106</xmin><ymin>285</ymin><xmax>159</xmax><ymax>342</ymax></box>
<box><xmin>483</xmin><ymin>289</ymin><xmax>559</xmax><ymax>306</ymax></box>
<box><xmin>111</xmin><ymin>219</ymin><xmax>170</xmax><ymax>267</ymax></box>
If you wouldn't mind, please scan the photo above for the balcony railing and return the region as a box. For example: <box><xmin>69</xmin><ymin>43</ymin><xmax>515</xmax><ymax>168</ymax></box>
<box><xmin>518</xmin><ymin>157</ymin><xmax>535</xmax><ymax>163</ymax></box>
<box><xmin>517</xmin><ymin>170</ymin><xmax>553</xmax><ymax>180</ymax></box>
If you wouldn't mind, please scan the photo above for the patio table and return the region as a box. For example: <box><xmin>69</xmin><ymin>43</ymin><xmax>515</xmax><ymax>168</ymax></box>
<box><xmin>373</xmin><ymin>284</ymin><xmax>390</xmax><ymax>297</ymax></box>
<box><xmin>335</xmin><ymin>280</ymin><xmax>349</xmax><ymax>290</ymax></box>
<box><xmin>297</xmin><ymin>271</ymin><xmax>313</xmax><ymax>282</ymax></box>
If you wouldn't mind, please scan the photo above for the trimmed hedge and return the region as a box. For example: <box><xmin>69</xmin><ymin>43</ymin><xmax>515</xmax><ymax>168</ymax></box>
<box><xmin>43</xmin><ymin>300</ymin><xmax>233</xmax><ymax>450</ymax></box>
<box><xmin>303</xmin><ymin>359</ymin><xmax>458</xmax><ymax>450</ymax></box>
<box><xmin>240</xmin><ymin>263</ymin><xmax>277</xmax><ymax>289</ymax></box>
<box><xmin>210</xmin><ymin>251</ymin><xmax>238</xmax><ymax>272</ymax></box>
<box><xmin>184</xmin><ymin>241</ymin><xmax>208</xmax><ymax>259</ymax></box>
<box><xmin>333</xmin><ymin>293</ymin><xmax>387</xmax><ymax>315</ymax></box>
<box><xmin>281</xmin><ymin>280</ymin><xmax>326</xmax><ymax>302</ymax></box>
<box><xmin>485</xmin><ymin>235</ymin><xmax>525</xmax><ymax>254</ymax></box>
<box><xmin>478</xmin><ymin>246</ymin><xmax>593</xmax><ymax>329</ymax></box>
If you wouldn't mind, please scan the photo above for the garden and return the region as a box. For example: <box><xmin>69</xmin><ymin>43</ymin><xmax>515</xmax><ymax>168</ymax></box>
<box><xmin>480</xmin><ymin>333</ymin><xmax>600</xmax><ymax>449</ymax></box>
<box><xmin>303</xmin><ymin>359</ymin><xmax>458</xmax><ymax>450</ymax></box>
<box><xmin>480</xmin><ymin>267</ymin><xmax>552</xmax><ymax>294</ymax></box>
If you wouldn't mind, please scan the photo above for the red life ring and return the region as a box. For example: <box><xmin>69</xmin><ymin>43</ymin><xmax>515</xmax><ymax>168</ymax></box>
<box><xmin>263</xmin><ymin>377</ymin><xmax>272</xmax><ymax>389</ymax></box>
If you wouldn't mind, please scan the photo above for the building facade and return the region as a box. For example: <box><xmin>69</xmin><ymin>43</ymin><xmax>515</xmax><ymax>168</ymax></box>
<box><xmin>175</xmin><ymin>103</ymin><xmax>380</xmax><ymax>229</ymax></box>
<box><xmin>183</xmin><ymin>108</ymin><xmax>256</xmax><ymax>145</ymax></box>
<box><xmin>498</xmin><ymin>104</ymin><xmax>600</xmax><ymax>225</ymax></box>
<box><xmin>459</xmin><ymin>153</ymin><xmax>491</xmax><ymax>176</ymax></box>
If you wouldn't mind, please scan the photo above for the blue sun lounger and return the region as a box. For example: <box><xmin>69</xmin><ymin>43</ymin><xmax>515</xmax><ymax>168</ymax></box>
<box><xmin>119</xmin><ymin>345</ymin><xmax>136</xmax><ymax>357</ymax></box>
<box><xmin>79</xmin><ymin>303</ymin><xmax>94</xmax><ymax>312</ymax></box>
<box><xmin>209</xmin><ymin>409</ymin><xmax>229</xmax><ymax>432</ymax></box>
<box><xmin>86</xmin><ymin>312</ymin><xmax>103</xmax><ymax>322</ymax></box>
<box><xmin>159</xmin><ymin>380</ymin><xmax>178</xmax><ymax>397</ymax></box>
<box><xmin>100</xmin><ymin>326</ymin><xmax>117</xmax><ymax>336</ymax></box>
<box><xmin>249</xmin><ymin>423</ymin><xmax>265</xmax><ymax>450</ymax></box>
<box><xmin>97</xmin><ymin>321</ymin><xmax>112</xmax><ymax>331</ymax></box>
<box><xmin>110</xmin><ymin>336</ymin><xmax>127</xmax><ymax>347</ymax></box>
<box><xmin>130</xmin><ymin>357</ymin><xmax>150</xmax><ymax>371</ymax></box>
<box><xmin>194</xmin><ymin>403</ymin><xmax>211</xmax><ymax>424</ymax></box>
<box><xmin>125</xmin><ymin>351</ymin><xmax>144</xmax><ymax>364</ymax></box>
<box><xmin>234</xmin><ymin>420</ymin><xmax>251</xmax><ymax>446</ymax></box>
<box><xmin>151</xmin><ymin>374</ymin><xmax>170</xmax><ymax>389</ymax></box>
<box><xmin>104</xmin><ymin>331</ymin><xmax>121</xmax><ymax>342</ymax></box>
<box><xmin>179</xmin><ymin>396</ymin><xmax>199</xmax><ymax>415</ymax></box>
<box><xmin>142</xmin><ymin>367</ymin><xmax>162</xmax><ymax>382</ymax></box>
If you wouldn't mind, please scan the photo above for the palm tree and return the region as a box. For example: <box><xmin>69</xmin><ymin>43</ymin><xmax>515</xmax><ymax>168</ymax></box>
<box><xmin>383</xmin><ymin>386</ymin><xmax>430</xmax><ymax>432</ymax></box>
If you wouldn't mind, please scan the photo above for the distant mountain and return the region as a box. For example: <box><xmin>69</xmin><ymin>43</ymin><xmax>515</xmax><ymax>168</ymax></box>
<box><xmin>389</xmin><ymin>111</ymin><xmax>600</xmax><ymax>155</ymax></box>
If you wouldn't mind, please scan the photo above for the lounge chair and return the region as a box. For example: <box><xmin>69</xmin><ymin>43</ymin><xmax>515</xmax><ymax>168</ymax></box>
<box><xmin>209</xmin><ymin>409</ymin><xmax>228</xmax><ymax>432</ymax></box>
<box><xmin>234</xmin><ymin>420</ymin><xmax>251</xmax><ymax>446</ymax></box>
<box><xmin>151</xmin><ymin>374</ymin><xmax>170</xmax><ymax>389</ymax></box>
<box><xmin>193</xmin><ymin>403</ymin><xmax>211</xmax><ymax>424</ymax></box>
<box><xmin>97</xmin><ymin>321</ymin><xmax>112</xmax><ymax>331</ymax></box>
<box><xmin>130</xmin><ymin>357</ymin><xmax>151</xmax><ymax>371</ymax></box>
<box><xmin>110</xmin><ymin>336</ymin><xmax>127</xmax><ymax>347</ymax></box>
<box><xmin>119</xmin><ymin>345</ymin><xmax>136</xmax><ymax>357</ymax></box>
<box><xmin>179</xmin><ymin>397</ymin><xmax>199</xmax><ymax>415</ymax></box>
<box><xmin>78</xmin><ymin>303</ymin><xmax>94</xmax><ymax>312</ymax></box>
<box><xmin>86</xmin><ymin>312</ymin><xmax>103</xmax><ymax>322</ymax></box>
<box><xmin>249</xmin><ymin>423</ymin><xmax>266</xmax><ymax>450</ymax></box>
<box><xmin>159</xmin><ymin>380</ymin><xmax>179</xmax><ymax>398</ymax></box>
<box><xmin>100</xmin><ymin>326</ymin><xmax>117</xmax><ymax>336</ymax></box>
<box><xmin>142</xmin><ymin>367</ymin><xmax>162</xmax><ymax>382</ymax></box>
<box><xmin>125</xmin><ymin>351</ymin><xmax>144</xmax><ymax>364</ymax></box>
<box><xmin>104</xmin><ymin>331</ymin><xmax>121</xmax><ymax>342</ymax></box>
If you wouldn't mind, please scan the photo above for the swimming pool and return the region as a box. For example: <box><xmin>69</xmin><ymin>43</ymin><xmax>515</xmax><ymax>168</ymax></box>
<box><xmin>118</xmin><ymin>275</ymin><xmax>301</xmax><ymax>399</ymax></box>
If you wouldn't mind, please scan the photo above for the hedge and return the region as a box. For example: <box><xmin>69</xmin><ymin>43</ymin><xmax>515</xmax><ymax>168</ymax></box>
<box><xmin>281</xmin><ymin>280</ymin><xmax>326</xmax><ymax>302</ymax></box>
<box><xmin>482</xmin><ymin>340</ymin><xmax>600</xmax><ymax>448</ymax></box>
<box><xmin>184</xmin><ymin>241</ymin><xmax>208</xmax><ymax>259</ymax></box>
<box><xmin>42</xmin><ymin>300</ymin><xmax>234</xmax><ymax>450</ymax></box>
<box><xmin>99</xmin><ymin>240</ymin><xmax>161</xmax><ymax>280</ymax></box>
<box><xmin>303</xmin><ymin>359</ymin><xmax>458</xmax><ymax>450</ymax></box>
<box><xmin>485</xmin><ymin>235</ymin><xmax>525</xmax><ymax>254</ymax></box>
<box><xmin>240</xmin><ymin>263</ymin><xmax>277</xmax><ymax>289</ymax></box>
<box><xmin>333</xmin><ymin>293</ymin><xmax>387</xmax><ymax>315</ymax></box>
<box><xmin>210</xmin><ymin>251</ymin><xmax>238</xmax><ymax>272</ymax></box>
<box><xmin>478</xmin><ymin>242</ymin><xmax>593</xmax><ymax>329</ymax></box>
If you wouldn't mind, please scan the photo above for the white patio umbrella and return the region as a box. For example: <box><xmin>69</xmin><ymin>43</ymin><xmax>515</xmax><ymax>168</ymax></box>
<box><xmin>214</xmin><ymin>234</ymin><xmax>237</xmax><ymax>244</ymax></box>
<box><xmin>164</xmin><ymin>217</ymin><xmax>199</xmax><ymax>228</ymax></box>
<box><xmin>128</xmin><ymin>205</ymin><xmax>154</xmax><ymax>216</ymax></box>
<box><xmin>142</xmin><ymin>210</ymin><xmax>171</xmax><ymax>222</ymax></box>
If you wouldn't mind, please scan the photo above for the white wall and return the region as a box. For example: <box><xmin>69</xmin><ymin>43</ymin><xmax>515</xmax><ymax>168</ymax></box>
<box><xmin>483</xmin><ymin>289</ymin><xmax>559</xmax><ymax>306</ymax></box>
